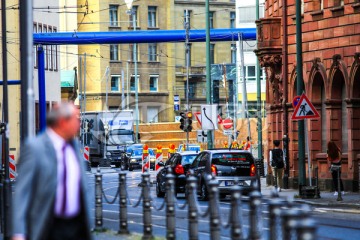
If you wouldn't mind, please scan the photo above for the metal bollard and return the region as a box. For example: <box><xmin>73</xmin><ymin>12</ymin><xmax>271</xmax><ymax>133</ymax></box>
<box><xmin>281</xmin><ymin>205</ymin><xmax>301</xmax><ymax>240</ymax></box>
<box><xmin>95</xmin><ymin>168</ymin><xmax>103</xmax><ymax>231</ymax></box>
<box><xmin>208</xmin><ymin>176</ymin><xmax>221</xmax><ymax>240</ymax></box>
<box><xmin>295</xmin><ymin>218</ymin><xmax>317</xmax><ymax>240</ymax></box>
<box><xmin>230</xmin><ymin>180</ymin><xmax>243</xmax><ymax>240</ymax></box>
<box><xmin>187</xmin><ymin>172</ymin><xmax>198</xmax><ymax>240</ymax></box>
<box><xmin>336</xmin><ymin>166</ymin><xmax>343</xmax><ymax>201</ymax></box>
<box><xmin>141</xmin><ymin>172</ymin><xmax>153</xmax><ymax>239</ymax></box>
<box><xmin>118</xmin><ymin>171</ymin><xmax>129</xmax><ymax>234</ymax></box>
<box><xmin>268</xmin><ymin>197</ymin><xmax>284</xmax><ymax>240</ymax></box>
<box><xmin>249</xmin><ymin>185</ymin><xmax>262</xmax><ymax>240</ymax></box>
<box><xmin>315</xmin><ymin>166</ymin><xmax>321</xmax><ymax>198</ymax></box>
<box><xmin>165</xmin><ymin>169</ymin><xmax>176</xmax><ymax>240</ymax></box>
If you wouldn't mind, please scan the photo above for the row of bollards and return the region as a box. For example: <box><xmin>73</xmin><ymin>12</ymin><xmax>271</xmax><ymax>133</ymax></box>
<box><xmin>94</xmin><ymin>168</ymin><xmax>317</xmax><ymax>239</ymax></box>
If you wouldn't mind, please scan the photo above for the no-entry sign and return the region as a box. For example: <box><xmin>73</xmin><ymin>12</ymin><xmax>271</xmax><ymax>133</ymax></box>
<box><xmin>223</xmin><ymin>118</ymin><xmax>233</xmax><ymax>129</ymax></box>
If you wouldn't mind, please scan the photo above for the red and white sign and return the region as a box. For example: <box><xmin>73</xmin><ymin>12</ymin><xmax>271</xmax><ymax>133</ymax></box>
<box><xmin>194</xmin><ymin>112</ymin><xmax>222</xmax><ymax>126</ymax></box>
<box><xmin>291</xmin><ymin>93</ymin><xmax>320</xmax><ymax>120</ymax></box>
<box><xmin>84</xmin><ymin>146</ymin><xmax>90</xmax><ymax>162</ymax></box>
<box><xmin>292</xmin><ymin>95</ymin><xmax>301</xmax><ymax>108</ymax></box>
<box><xmin>222</xmin><ymin>118</ymin><xmax>233</xmax><ymax>129</ymax></box>
<box><xmin>9</xmin><ymin>155</ymin><xmax>17</xmax><ymax>180</ymax></box>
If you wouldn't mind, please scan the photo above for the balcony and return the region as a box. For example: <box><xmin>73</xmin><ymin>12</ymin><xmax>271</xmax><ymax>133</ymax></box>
<box><xmin>175</xmin><ymin>66</ymin><xmax>206</xmax><ymax>77</ymax></box>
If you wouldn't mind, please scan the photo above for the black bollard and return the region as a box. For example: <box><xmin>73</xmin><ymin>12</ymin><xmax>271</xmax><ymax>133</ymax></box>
<box><xmin>249</xmin><ymin>182</ymin><xmax>262</xmax><ymax>240</ymax></box>
<box><xmin>118</xmin><ymin>171</ymin><xmax>129</xmax><ymax>234</ymax></box>
<box><xmin>165</xmin><ymin>169</ymin><xmax>176</xmax><ymax>240</ymax></box>
<box><xmin>141</xmin><ymin>172</ymin><xmax>153</xmax><ymax>240</ymax></box>
<box><xmin>95</xmin><ymin>168</ymin><xmax>103</xmax><ymax>231</ymax></box>
<box><xmin>187</xmin><ymin>172</ymin><xmax>198</xmax><ymax>240</ymax></box>
<box><xmin>208</xmin><ymin>176</ymin><xmax>221</xmax><ymax>240</ymax></box>
<box><xmin>230</xmin><ymin>180</ymin><xmax>243</xmax><ymax>240</ymax></box>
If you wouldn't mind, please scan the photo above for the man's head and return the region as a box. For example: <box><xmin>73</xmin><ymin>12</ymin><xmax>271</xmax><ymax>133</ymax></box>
<box><xmin>273</xmin><ymin>140</ymin><xmax>281</xmax><ymax>147</ymax></box>
<box><xmin>47</xmin><ymin>102</ymin><xmax>80</xmax><ymax>141</ymax></box>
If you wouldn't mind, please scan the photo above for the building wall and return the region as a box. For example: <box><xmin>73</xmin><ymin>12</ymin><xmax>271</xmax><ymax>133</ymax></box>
<box><xmin>76</xmin><ymin>0</ymin><xmax>172</xmax><ymax>124</ymax></box>
<box><xmin>262</xmin><ymin>0</ymin><xmax>360</xmax><ymax>191</ymax></box>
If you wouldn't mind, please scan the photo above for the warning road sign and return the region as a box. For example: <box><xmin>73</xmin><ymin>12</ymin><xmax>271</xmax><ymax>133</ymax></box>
<box><xmin>291</xmin><ymin>93</ymin><xmax>320</xmax><ymax>120</ymax></box>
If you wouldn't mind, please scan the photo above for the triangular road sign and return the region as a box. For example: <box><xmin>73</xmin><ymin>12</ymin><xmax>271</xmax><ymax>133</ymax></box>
<box><xmin>291</xmin><ymin>93</ymin><xmax>320</xmax><ymax>120</ymax></box>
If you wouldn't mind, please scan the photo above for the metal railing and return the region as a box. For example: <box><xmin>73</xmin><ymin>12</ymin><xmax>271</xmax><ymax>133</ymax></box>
<box><xmin>94</xmin><ymin>168</ymin><xmax>317</xmax><ymax>240</ymax></box>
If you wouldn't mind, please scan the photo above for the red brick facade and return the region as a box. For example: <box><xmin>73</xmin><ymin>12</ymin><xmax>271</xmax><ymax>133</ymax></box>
<box><xmin>256</xmin><ymin>0</ymin><xmax>360</xmax><ymax>191</ymax></box>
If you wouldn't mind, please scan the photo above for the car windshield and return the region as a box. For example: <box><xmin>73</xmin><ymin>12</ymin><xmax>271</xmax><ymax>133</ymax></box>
<box><xmin>212</xmin><ymin>153</ymin><xmax>251</xmax><ymax>166</ymax></box>
<box><xmin>181</xmin><ymin>155</ymin><xmax>197</xmax><ymax>165</ymax></box>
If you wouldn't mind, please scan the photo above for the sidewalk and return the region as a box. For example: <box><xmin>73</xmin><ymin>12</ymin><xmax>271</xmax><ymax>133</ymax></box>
<box><xmin>260</xmin><ymin>178</ymin><xmax>360</xmax><ymax>212</ymax></box>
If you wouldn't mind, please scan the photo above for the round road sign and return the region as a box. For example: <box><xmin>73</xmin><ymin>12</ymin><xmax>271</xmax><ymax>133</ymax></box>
<box><xmin>223</xmin><ymin>118</ymin><xmax>233</xmax><ymax>129</ymax></box>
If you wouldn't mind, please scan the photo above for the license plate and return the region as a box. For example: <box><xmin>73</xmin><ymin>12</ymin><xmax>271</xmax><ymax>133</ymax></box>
<box><xmin>225</xmin><ymin>181</ymin><xmax>234</xmax><ymax>186</ymax></box>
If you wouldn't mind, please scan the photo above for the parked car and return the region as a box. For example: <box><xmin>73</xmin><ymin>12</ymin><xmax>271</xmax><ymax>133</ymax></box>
<box><xmin>156</xmin><ymin>151</ymin><xmax>199</xmax><ymax>197</ymax></box>
<box><xmin>187</xmin><ymin>149</ymin><xmax>258</xmax><ymax>200</ymax></box>
<box><xmin>127</xmin><ymin>144</ymin><xmax>156</xmax><ymax>171</ymax></box>
<box><xmin>177</xmin><ymin>144</ymin><xmax>201</xmax><ymax>153</ymax></box>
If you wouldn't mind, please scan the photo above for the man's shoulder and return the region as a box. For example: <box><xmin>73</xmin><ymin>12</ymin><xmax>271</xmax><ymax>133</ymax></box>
<box><xmin>22</xmin><ymin>133</ymin><xmax>49</xmax><ymax>148</ymax></box>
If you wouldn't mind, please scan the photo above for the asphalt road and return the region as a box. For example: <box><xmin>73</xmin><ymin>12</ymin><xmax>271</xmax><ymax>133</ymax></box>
<box><xmin>87</xmin><ymin>169</ymin><xmax>360</xmax><ymax>240</ymax></box>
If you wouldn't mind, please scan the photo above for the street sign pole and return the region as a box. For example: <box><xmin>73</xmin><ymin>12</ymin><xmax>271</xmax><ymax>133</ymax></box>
<box><xmin>296</xmin><ymin>0</ymin><xmax>306</xmax><ymax>191</ymax></box>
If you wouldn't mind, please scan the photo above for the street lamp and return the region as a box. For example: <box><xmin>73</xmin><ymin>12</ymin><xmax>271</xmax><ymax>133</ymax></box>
<box><xmin>125</xmin><ymin>0</ymin><xmax>139</xmax><ymax>143</ymax></box>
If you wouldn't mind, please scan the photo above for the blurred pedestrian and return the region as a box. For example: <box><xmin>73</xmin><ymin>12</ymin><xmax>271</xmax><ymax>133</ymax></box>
<box><xmin>12</xmin><ymin>102</ymin><xmax>92</xmax><ymax>240</ymax></box>
<box><xmin>327</xmin><ymin>141</ymin><xmax>344</xmax><ymax>196</ymax></box>
<box><xmin>243</xmin><ymin>136</ymin><xmax>251</xmax><ymax>151</ymax></box>
<box><xmin>270</xmin><ymin>140</ymin><xmax>285</xmax><ymax>192</ymax></box>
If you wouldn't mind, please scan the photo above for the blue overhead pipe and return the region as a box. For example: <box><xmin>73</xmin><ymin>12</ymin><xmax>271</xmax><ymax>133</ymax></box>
<box><xmin>37</xmin><ymin>46</ymin><xmax>46</xmax><ymax>132</ymax></box>
<box><xmin>0</xmin><ymin>80</ymin><xmax>21</xmax><ymax>85</ymax></box>
<box><xmin>33</xmin><ymin>28</ymin><xmax>256</xmax><ymax>45</ymax></box>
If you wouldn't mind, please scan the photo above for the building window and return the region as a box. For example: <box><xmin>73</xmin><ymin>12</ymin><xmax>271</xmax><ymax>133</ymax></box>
<box><xmin>243</xmin><ymin>40</ymin><xmax>257</xmax><ymax>52</ymax></box>
<box><xmin>48</xmin><ymin>26</ymin><xmax>53</xmax><ymax>70</ymax></box>
<box><xmin>130</xmin><ymin>75</ymin><xmax>140</xmax><ymax>92</ymax></box>
<box><xmin>53</xmin><ymin>27</ymin><xmax>58</xmax><ymax>71</ymax></box>
<box><xmin>209</xmin><ymin>11</ymin><xmax>214</xmax><ymax>29</ymax></box>
<box><xmin>341</xmin><ymin>83</ymin><xmax>348</xmax><ymax>152</ymax></box>
<box><xmin>148</xmin><ymin>43</ymin><xmax>157</xmax><ymax>61</ymax></box>
<box><xmin>129</xmin><ymin>44</ymin><xmax>140</xmax><ymax>62</ymax></box>
<box><xmin>230</xmin><ymin>12</ymin><xmax>235</xmax><ymax>28</ymax></box>
<box><xmin>109</xmin><ymin>5</ymin><xmax>119</xmax><ymax>27</ymax></box>
<box><xmin>33</xmin><ymin>23</ymin><xmax>37</xmax><ymax>68</ymax></box>
<box><xmin>111</xmin><ymin>75</ymin><xmax>120</xmax><ymax>92</ymax></box>
<box><xmin>149</xmin><ymin>76</ymin><xmax>158</xmax><ymax>92</ymax></box>
<box><xmin>148</xmin><ymin>6</ymin><xmax>157</xmax><ymax>28</ymax></box>
<box><xmin>129</xmin><ymin>6</ymin><xmax>138</xmax><ymax>28</ymax></box>
<box><xmin>239</xmin><ymin>5</ymin><xmax>264</xmax><ymax>23</ymax></box>
<box><xmin>231</xmin><ymin>44</ymin><xmax>236</xmax><ymax>63</ymax></box>
<box><xmin>188</xmin><ymin>81</ymin><xmax>196</xmax><ymax>99</ymax></box>
<box><xmin>210</xmin><ymin>44</ymin><xmax>215</xmax><ymax>64</ymax></box>
<box><xmin>183</xmin><ymin>10</ymin><xmax>191</xmax><ymax>28</ymax></box>
<box><xmin>43</xmin><ymin>25</ymin><xmax>48</xmax><ymax>70</ymax></box>
<box><xmin>240</xmin><ymin>65</ymin><xmax>257</xmax><ymax>82</ymax></box>
<box><xmin>110</xmin><ymin>44</ymin><xmax>119</xmax><ymax>61</ymax></box>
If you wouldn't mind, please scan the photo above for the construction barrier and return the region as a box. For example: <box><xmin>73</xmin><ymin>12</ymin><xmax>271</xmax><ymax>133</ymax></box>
<box><xmin>9</xmin><ymin>154</ymin><xmax>17</xmax><ymax>180</ymax></box>
<box><xmin>168</xmin><ymin>143</ymin><xmax>176</xmax><ymax>159</ymax></box>
<box><xmin>155</xmin><ymin>145</ymin><xmax>163</xmax><ymax>174</ymax></box>
<box><xmin>142</xmin><ymin>144</ymin><xmax>150</xmax><ymax>173</ymax></box>
<box><xmin>83</xmin><ymin>146</ymin><xmax>91</xmax><ymax>172</ymax></box>
<box><xmin>223</xmin><ymin>141</ymin><xmax>228</xmax><ymax>148</ymax></box>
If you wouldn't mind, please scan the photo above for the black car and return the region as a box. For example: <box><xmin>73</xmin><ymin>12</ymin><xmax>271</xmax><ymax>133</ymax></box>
<box><xmin>156</xmin><ymin>151</ymin><xmax>199</xmax><ymax>197</ymax></box>
<box><xmin>188</xmin><ymin>149</ymin><xmax>258</xmax><ymax>200</ymax></box>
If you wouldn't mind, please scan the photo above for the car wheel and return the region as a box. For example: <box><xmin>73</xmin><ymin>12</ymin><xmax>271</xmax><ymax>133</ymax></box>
<box><xmin>156</xmin><ymin>182</ymin><xmax>165</xmax><ymax>198</ymax></box>
<box><xmin>199</xmin><ymin>183</ymin><xmax>208</xmax><ymax>201</ymax></box>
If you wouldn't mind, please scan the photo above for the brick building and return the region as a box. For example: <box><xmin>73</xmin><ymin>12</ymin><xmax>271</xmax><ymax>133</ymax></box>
<box><xmin>255</xmin><ymin>0</ymin><xmax>360</xmax><ymax>191</ymax></box>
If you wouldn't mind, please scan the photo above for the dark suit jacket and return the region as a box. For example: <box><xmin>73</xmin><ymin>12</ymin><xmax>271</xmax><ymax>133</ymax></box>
<box><xmin>12</xmin><ymin>132</ymin><xmax>92</xmax><ymax>240</ymax></box>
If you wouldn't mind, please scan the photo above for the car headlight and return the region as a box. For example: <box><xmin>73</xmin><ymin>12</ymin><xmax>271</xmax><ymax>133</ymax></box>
<box><xmin>130</xmin><ymin>158</ymin><xmax>137</xmax><ymax>163</ymax></box>
<box><xmin>150</xmin><ymin>157</ymin><xmax>156</xmax><ymax>162</ymax></box>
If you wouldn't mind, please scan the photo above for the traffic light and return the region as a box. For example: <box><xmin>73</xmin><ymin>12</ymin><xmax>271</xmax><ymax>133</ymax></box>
<box><xmin>83</xmin><ymin>120</ymin><xmax>89</xmax><ymax>133</ymax></box>
<box><xmin>186</xmin><ymin>111</ymin><xmax>193</xmax><ymax>132</ymax></box>
<box><xmin>179</xmin><ymin>112</ymin><xmax>186</xmax><ymax>131</ymax></box>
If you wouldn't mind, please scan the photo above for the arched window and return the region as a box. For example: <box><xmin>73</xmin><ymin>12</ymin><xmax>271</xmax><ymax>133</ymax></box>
<box><xmin>341</xmin><ymin>82</ymin><xmax>348</xmax><ymax>152</ymax></box>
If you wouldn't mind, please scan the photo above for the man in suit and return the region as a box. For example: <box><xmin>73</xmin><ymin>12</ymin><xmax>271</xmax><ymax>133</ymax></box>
<box><xmin>12</xmin><ymin>102</ymin><xmax>92</xmax><ymax>240</ymax></box>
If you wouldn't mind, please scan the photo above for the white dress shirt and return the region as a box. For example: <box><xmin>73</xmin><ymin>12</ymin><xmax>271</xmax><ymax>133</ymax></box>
<box><xmin>47</xmin><ymin>129</ymin><xmax>81</xmax><ymax>217</ymax></box>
